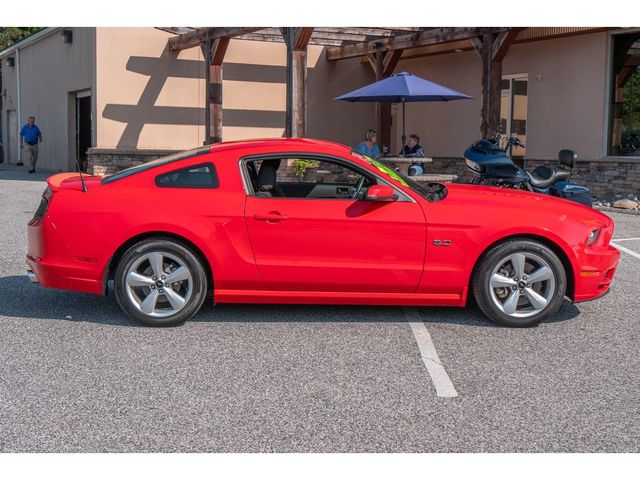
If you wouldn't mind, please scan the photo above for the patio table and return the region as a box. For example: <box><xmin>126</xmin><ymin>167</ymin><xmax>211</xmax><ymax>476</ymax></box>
<box><xmin>379</xmin><ymin>156</ymin><xmax>433</xmax><ymax>176</ymax></box>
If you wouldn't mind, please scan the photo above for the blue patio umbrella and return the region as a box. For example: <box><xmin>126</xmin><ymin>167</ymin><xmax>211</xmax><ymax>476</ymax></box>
<box><xmin>334</xmin><ymin>71</ymin><xmax>472</xmax><ymax>149</ymax></box>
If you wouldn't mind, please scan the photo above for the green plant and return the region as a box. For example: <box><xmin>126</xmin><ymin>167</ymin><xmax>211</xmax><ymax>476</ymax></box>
<box><xmin>292</xmin><ymin>159</ymin><xmax>319</xmax><ymax>177</ymax></box>
<box><xmin>0</xmin><ymin>28</ymin><xmax>44</xmax><ymax>50</ymax></box>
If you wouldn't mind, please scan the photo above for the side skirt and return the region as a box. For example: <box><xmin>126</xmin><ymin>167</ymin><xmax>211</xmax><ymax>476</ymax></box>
<box><xmin>214</xmin><ymin>289</ymin><xmax>466</xmax><ymax>307</ymax></box>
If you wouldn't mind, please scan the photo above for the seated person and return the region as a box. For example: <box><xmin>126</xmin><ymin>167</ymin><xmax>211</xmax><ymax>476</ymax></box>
<box><xmin>399</xmin><ymin>134</ymin><xmax>426</xmax><ymax>176</ymax></box>
<box><xmin>399</xmin><ymin>134</ymin><xmax>425</xmax><ymax>157</ymax></box>
<box><xmin>356</xmin><ymin>129</ymin><xmax>381</xmax><ymax>159</ymax></box>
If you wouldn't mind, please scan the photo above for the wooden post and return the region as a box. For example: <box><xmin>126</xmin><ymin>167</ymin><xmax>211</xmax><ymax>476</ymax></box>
<box><xmin>369</xmin><ymin>48</ymin><xmax>402</xmax><ymax>152</ymax></box>
<box><xmin>477</xmin><ymin>33</ymin><xmax>502</xmax><ymax>138</ymax></box>
<box><xmin>374</xmin><ymin>51</ymin><xmax>390</xmax><ymax>150</ymax></box>
<box><xmin>202</xmin><ymin>37</ymin><xmax>229</xmax><ymax>144</ymax></box>
<box><xmin>203</xmin><ymin>40</ymin><xmax>211</xmax><ymax>145</ymax></box>
<box><xmin>282</xmin><ymin>28</ymin><xmax>313</xmax><ymax>137</ymax></box>
<box><xmin>473</xmin><ymin>29</ymin><xmax>521</xmax><ymax>139</ymax></box>
<box><xmin>210</xmin><ymin>63</ymin><xmax>223</xmax><ymax>143</ymax></box>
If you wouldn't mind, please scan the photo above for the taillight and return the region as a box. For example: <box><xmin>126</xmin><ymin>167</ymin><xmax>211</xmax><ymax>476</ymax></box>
<box><xmin>31</xmin><ymin>186</ymin><xmax>53</xmax><ymax>222</ymax></box>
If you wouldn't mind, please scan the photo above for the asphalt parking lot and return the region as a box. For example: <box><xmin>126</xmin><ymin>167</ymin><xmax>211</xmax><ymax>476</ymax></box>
<box><xmin>0</xmin><ymin>166</ymin><xmax>638</xmax><ymax>452</ymax></box>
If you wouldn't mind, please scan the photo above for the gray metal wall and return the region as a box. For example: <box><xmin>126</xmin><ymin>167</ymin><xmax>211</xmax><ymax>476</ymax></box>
<box><xmin>1</xmin><ymin>28</ymin><xmax>96</xmax><ymax>171</ymax></box>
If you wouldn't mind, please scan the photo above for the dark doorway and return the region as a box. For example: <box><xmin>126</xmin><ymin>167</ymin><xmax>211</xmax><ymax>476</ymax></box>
<box><xmin>75</xmin><ymin>93</ymin><xmax>91</xmax><ymax>172</ymax></box>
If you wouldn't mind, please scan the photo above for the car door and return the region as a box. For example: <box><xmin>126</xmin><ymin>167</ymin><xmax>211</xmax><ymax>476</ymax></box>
<box><xmin>243</xmin><ymin>155</ymin><xmax>426</xmax><ymax>293</ymax></box>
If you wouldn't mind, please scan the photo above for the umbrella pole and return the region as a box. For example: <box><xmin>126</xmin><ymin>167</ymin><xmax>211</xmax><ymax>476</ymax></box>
<box><xmin>401</xmin><ymin>100</ymin><xmax>407</xmax><ymax>155</ymax></box>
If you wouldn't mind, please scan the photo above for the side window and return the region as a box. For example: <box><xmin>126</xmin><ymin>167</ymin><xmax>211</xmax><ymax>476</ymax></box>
<box><xmin>276</xmin><ymin>159</ymin><xmax>363</xmax><ymax>186</ymax></box>
<box><xmin>247</xmin><ymin>157</ymin><xmax>375</xmax><ymax>199</ymax></box>
<box><xmin>155</xmin><ymin>163</ymin><xmax>219</xmax><ymax>189</ymax></box>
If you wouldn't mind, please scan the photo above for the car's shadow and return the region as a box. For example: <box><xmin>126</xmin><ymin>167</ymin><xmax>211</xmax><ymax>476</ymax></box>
<box><xmin>0</xmin><ymin>275</ymin><xmax>581</xmax><ymax>328</ymax></box>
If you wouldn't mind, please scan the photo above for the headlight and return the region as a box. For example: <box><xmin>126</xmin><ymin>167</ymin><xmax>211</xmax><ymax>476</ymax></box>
<box><xmin>587</xmin><ymin>228</ymin><xmax>600</xmax><ymax>246</ymax></box>
<box><xmin>465</xmin><ymin>158</ymin><xmax>484</xmax><ymax>174</ymax></box>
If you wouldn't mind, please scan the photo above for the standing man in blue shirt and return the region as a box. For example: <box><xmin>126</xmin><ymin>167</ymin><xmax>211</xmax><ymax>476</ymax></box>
<box><xmin>20</xmin><ymin>116</ymin><xmax>43</xmax><ymax>173</ymax></box>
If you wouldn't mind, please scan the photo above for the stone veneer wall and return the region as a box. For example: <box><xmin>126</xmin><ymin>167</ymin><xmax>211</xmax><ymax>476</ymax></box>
<box><xmin>426</xmin><ymin>157</ymin><xmax>640</xmax><ymax>198</ymax></box>
<box><xmin>88</xmin><ymin>148</ymin><xmax>640</xmax><ymax>198</ymax></box>
<box><xmin>524</xmin><ymin>158</ymin><xmax>640</xmax><ymax>198</ymax></box>
<box><xmin>88</xmin><ymin>148</ymin><xmax>179</xmax><ymax>177</ymax></box>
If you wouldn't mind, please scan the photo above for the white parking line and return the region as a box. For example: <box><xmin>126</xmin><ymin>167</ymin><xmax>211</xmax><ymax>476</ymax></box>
<box><xmin>404</xmin><ymin>308</ymin><xmax>458</xmax><ymax>398</ymax></box>
<box><xmin>612</xmin><ymin>237</ymin><xmax>640</xmax><ymax>242</ymax></box>
<box><xmin>611</xmin><ymin>241</ymin><xmax>640</xmax><ymax>260</ymax></box>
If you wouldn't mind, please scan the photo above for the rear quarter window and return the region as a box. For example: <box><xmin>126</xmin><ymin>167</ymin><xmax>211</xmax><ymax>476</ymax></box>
<box><xmin>155</xmin><ymin>163</ymin><xmax>219</xmax><ymax>189</ymax></box>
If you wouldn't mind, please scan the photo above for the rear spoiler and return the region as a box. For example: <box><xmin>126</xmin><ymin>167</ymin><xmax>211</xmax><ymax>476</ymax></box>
<box><xmin>46</xmin><ymin>172</ymin><xmax>100</xmax><ymax>192</ymax></box>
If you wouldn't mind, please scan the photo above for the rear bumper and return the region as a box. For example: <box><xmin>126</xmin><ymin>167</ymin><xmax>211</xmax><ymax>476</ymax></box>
<box><xmin>26</xmin><ymin>216</ymin><xmax>104</xmax><ymax>295</ymax></box>
<box><xmin>26</xmin><ymin>269</ymin><xmax>38</xmax><ymax>283</ymax></box>
<box><xmin>573</xmin><ymin>244</ymin><xmax>620</xmax><ymax>303</ymax></box>
<box><xmin>26</xmin><ymin>254</ymin><xmax>103</xmax><ymax>294</ymax></box>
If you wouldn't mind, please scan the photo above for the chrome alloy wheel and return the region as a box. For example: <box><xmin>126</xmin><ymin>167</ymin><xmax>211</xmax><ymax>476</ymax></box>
<box><xmin>488</xmin><ymin>252</ymin><xmax>556</xmax><ymax>319</ymax></box>
<box><xmin>125</xmin><ymin>251</ymin><xmax>193</xmax><ymax>318</ymax></box>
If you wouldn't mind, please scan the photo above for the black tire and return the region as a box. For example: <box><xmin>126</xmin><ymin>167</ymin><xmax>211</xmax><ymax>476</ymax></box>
<box><xmin>472</xmin><ymin>239</ymin><xmax>566</xmax><ymax>327</ymax></box>
<box><xmin>114</xmin><ymin>238</ymin><xmax>208</xmax><ymax>327</ymax></box>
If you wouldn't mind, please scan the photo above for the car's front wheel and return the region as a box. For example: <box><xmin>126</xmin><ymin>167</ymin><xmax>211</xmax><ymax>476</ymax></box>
<box><xmin>472</xmin><ymin>239</ymin><xmax>566</xmax><ymax>327</ymax></box>
<box><xmin>114</xmin><ymin>238</ymin><xmax>208</xmax><ymax>327</ymax></box>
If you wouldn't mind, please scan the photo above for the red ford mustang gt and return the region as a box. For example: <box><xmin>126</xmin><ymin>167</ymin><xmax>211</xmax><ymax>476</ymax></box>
<box><xmin>26</xmin><ymin>138</ymin><xmax>619</xmax><ymax>327</ymax></box>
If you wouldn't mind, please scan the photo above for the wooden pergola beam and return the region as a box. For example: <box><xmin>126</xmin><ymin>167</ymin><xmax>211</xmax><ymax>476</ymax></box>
<box><xmin>294</xmin><ymin>27</ymin><xmax>315</xmax><ymax>51</ymax></box>
<box><xmin>382</xmin><ymin>48</ymin><xmax>403</xmax><ymax>76</ymax></box>
<box><xmin>168</xmin><ymin>27</ymin><xmax>262</xmax><ymax>51</ymax></box>
<box><xmin>492</xmin><ymin>28</ymin><xmax>523</xmax><ymax>62</ymax></box>
<box><xmin>326</xmin><ymin>27</ymin><xmax>509</xmax><ymax>60</ymax></box>
<box><xmin>617</xmin><ymin>67</ymin><xmax>635</xmax><ymax>89</ymax></box>
<box><xmin>317</xmin><ymin>27</ymin><xmax>423</xmax><ymax>37</ymax></box>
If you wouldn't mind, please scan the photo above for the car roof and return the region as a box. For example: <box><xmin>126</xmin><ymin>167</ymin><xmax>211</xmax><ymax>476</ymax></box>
<box><xmin>209</xmin><ymin>137</ymin><xmax>352</xmax><ymax>155</ymax></box>
<box><xmin>101</xmin><ymin>138</ymin><xmax>355</xmax><ymax>185</ymax></box>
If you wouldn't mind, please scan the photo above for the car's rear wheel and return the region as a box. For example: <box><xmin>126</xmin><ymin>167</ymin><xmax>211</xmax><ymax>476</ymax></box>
<box><xmin>472</xmin><ymin>239</ymin><xmax>566</xmax><ymax>327</ymax></box>
<box><xmin>114</xmin><ymin>238</ymin><xmax>208</xmax><ymax>327</ymax></box>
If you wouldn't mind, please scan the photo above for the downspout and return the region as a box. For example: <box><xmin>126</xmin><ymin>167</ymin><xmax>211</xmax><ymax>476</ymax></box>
<box><xmin>16</xmin><ymin>47</ymin><xmax>21</xmax><ymax>164</ymax></box>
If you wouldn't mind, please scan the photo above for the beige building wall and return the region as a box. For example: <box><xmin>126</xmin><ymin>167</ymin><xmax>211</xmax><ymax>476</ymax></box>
<box><xmin>3</xmin><ymin>28</ymin><xmax>610</xmax><ymax>171</ymax></box>
<box><xmin>1</xmin><ymin>28</ymin><xmax>96</xmax><ymax>171</ymax></box>
<box><xmin>96</xmin><ymin>27</ymin><xmax>204</xmax><ymax>150</ymax></box>
<box><xmin>393</xmin><ymin>31</ymin><xmax>609</xmax><ymax>160</ymax></box>
<box><xmin>95</xmin><ymin>28</ymin><xmax>375</xmax><ymax>151</ymax></box>
<box><xmin>307</xmin><ymin>45</ymin><xmax>376</xmax><ymax>146</ymax></box>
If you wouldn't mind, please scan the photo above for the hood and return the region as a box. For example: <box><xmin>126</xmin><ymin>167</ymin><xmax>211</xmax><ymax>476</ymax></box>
<box><xmin>443</xmin><ymin>183</ymin><xmax>611</xmax><ymax>227</ymax></box>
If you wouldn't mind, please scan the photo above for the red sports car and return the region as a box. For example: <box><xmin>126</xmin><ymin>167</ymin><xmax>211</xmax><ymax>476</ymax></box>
<box><xmin>26</xmin><ymin>138</ymin><xmax>619</xmax><ymax>327</ymax></box>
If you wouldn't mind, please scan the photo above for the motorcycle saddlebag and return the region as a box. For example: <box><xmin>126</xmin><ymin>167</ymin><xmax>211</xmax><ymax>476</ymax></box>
<box><xmin>550</xmin><ymin>181</ymin><xmax>592</xmax><ymax>207</ymax></box>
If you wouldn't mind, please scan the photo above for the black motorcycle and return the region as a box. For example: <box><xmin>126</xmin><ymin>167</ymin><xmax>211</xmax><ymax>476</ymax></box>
<box><xmin>464</xmin><ymin>136</ymin><xmax>592</xmax><ymax>207</ymax></box>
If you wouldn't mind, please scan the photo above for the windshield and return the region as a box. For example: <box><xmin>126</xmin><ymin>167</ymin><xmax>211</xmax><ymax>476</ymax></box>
<box><xmin>351</xmin><ymin>150</ymin><xmax>440</xmax><ymax>200</ymax></box>
<box><xmin>101</xmin><ymin>146</ymin><xmax>211</xmax><ymax>184</ymax></box>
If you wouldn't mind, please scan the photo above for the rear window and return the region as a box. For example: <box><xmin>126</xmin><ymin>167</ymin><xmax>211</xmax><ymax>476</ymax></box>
<box><xmin>155</xmin><ymin>163</ymin><xmax>219</xmax><ymax>189</ymax></box>
<box><xmin>101</xmin><ymin>146</ymin><xmax>210</xmax><ymax>184</ymax></box>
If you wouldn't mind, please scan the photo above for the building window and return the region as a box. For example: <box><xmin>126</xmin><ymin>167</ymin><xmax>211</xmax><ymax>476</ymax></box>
<box><xmin>608</xmin><ymin>31</ymin><xmax>640</xmax><ymax>157</ymax></box>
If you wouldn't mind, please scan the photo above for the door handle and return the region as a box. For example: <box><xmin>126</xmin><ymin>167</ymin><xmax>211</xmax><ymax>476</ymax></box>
<box><xmin>253</xmin><ymin>212</ymin><xmax>288</xmax><ymax>222</ymax></box>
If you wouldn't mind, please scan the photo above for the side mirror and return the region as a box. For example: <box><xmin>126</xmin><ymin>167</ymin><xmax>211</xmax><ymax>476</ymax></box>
<box><xmin>365</xmin><ymin>185</ymin><xmax>397</xmax><ymax>202</ymax></box>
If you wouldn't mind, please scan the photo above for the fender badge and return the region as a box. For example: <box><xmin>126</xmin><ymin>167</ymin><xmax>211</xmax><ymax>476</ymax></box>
<box><xmin>433</xmin><ymin>240</ymin><xmax>453</xmax><ymax>246</ymax></box>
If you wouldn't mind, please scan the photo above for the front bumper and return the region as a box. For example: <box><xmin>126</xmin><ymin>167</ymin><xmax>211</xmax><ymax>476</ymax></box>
<box><xmin>573</xmin><ymin>244</ymin><xmax>620</xmax><ymax>303</ymax></box>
